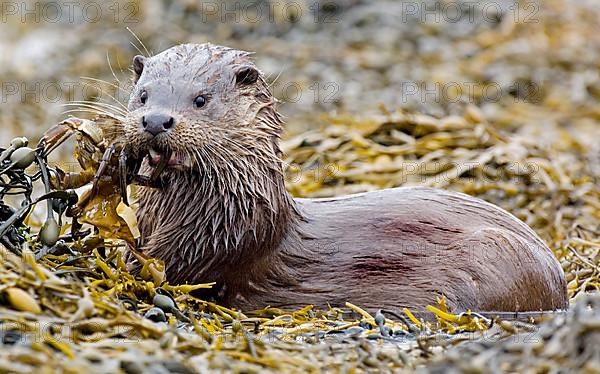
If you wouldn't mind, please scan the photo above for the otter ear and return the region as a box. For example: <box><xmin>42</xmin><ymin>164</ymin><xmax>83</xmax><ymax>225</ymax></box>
<box><xmin>235</xmin><ymin>65</ymin><xmax>259</xmax><ymax>86</ymax></box>
<box><xmin>132</xmin><ymin>55</ymin><xmax>146</xmax><ymax>83</ymax></box>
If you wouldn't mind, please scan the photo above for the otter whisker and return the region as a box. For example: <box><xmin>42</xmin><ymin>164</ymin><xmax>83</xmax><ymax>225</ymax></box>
<box><xmin>193</xmin><ymin>147</ymin><xmax>214</xmax><ymax>179</ymax></box>
<box><xmin>60</xmin><ymin>108</ymin><xmax>111</xmax><ymax>118</ymax></box>
<box><xmin>187</xmin><ymin>149</ymin><xmax>201</xmax><ymax>172</ymax></box>
<box><xmin>61</xmin><ymin>103</ymin><xmax>126</xmax><ymax>121</ymax></box>
<box><xmin>126</xmin><ymin>26</ymin><xmax>151</xmax><ymax>57</ymax></box>
<box><xmin>80</xmin><ymin>76</ymin><xmax>131</xmax><ymax>97</ymax></box>
<box><xmin>189</xmin><ymin>149</ymin><xmax>204</xmax><ymax>176</ymax></box>
<box><xmin>79</xmin><ymin>76</ymin><xmax>131</xmax><ymax>106</ymax></box>
<box><xmin>218</xmin><ymin>137</ymin><xmax>255</xmax><ymax>157</ymax></box>
<box><xmin>69</xmin><ymin>104</ymin><xmax>126</xmax><ymax>119</ymax></box>
<box><xmin>62</xmin><ymin>100</ymin><xmax>127</xmax><ymax>114</ymax></box>
<box><xmin>66</xmin><ymin>101</ymin><xmax>128</xmax><ymax>116</ymax></box>
<box><xmin>191</xmin><ymin>148</ymin><xmax>213</xmax><ymax>178</ymax></box>
<box><xmin>198</xmin><ymin>146</ymin><xmax>218</xmax><ymax>176</ymax></box>
<box><xmin>266</xmin><ymin>66</ymin><xmax>286</xmax><ymax>90</ymax></box>
<box><xmin>215</xmin><ymin>129</ymin><xmax>277</xmax><ymax>158</ymax></box>
<box><xmin>60</xmin><ymin>108</ymin><xmax>124</xmax><ymax>121</ymax></box>
<box><xmin>106</xmin><ymin>52</ymin><xmax>124</xmax><ymax>88</ymax></box>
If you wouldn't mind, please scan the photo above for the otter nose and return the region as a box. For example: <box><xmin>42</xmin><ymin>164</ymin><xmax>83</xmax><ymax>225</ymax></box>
<box><xmin>142</xmin><ymin>113</ymin><xmax>174</xmax><ymax>136</ymax></box>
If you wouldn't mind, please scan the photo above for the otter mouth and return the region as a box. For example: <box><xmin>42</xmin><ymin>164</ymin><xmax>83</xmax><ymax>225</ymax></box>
<box><xmin>148</xmin><ymin>148</ymin><xmax>188</xmax><ymax>168</ymax></box>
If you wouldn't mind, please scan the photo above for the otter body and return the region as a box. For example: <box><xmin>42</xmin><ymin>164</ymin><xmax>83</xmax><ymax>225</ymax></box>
<box><xmin>292</xmin><ymin>188</ymin><xmax>566</xmax><ymax>312</ymax></box>
<box><xmin>125</xmin><ymin>43</ymin><xmax>567</xmax><ymax>314</ymax></box>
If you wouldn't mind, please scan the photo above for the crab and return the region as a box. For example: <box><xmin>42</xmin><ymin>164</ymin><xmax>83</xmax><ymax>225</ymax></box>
<box><xmin>39</xmin><ymin>116</ymin><xmax>127</xmax><ymax>201</ymax></box>
<box><xmin>38</xmin><ymin>116</ymin><xmax>170</xmax><ymax>203</ymax></box>
<box><xmin>36</xmin><ymin>115</ymin><xmax>168</xmax><ymax>246</ymax></box>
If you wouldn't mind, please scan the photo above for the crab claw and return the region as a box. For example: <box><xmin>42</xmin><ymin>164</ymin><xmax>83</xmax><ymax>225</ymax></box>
<box><xmin>37</xmin><ymin>118</ymin><xmax>103</xmax><ymax>158</ymax></box>
<box><xmin>37</xmin><ymin>119</ymin><xmax>79</xmax><ymax>158</ymax></box>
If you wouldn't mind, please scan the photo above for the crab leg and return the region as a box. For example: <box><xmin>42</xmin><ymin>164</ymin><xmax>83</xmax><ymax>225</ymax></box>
<box><xmin>91</xmin><ymin>142</ymin><xmax>118</xmax><ymax>198</ymax></box>
<box><xmin>119</xmin><ymin>149</ymin><xmax>130</xmax><ymax>206</ymax></box>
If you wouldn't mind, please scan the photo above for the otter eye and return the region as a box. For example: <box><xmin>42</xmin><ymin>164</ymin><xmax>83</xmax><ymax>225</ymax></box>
<box><xmin>194</xmin><ymin>95</ymin><xmax>206</xmax><ymax>108</ymax></box>
<box><xmin>140</xmin><ymin>90</ymin><xmax>148</xmax><ymax>105</ymax></box>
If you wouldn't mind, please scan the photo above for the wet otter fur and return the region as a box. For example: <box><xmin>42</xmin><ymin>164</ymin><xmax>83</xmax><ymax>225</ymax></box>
<box><xmin>124</xmin><ymin>43</ymin><xmax>567</xmax><ymax>314</ymax></box>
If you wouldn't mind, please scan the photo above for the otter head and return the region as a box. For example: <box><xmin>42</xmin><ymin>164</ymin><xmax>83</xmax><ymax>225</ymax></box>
<box><xmin>124</xmin><ymin>43</ymin><xmax>283</xmax><ymax>173</ymax></box>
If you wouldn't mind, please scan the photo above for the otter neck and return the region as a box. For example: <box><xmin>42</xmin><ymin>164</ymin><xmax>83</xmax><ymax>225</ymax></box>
<box><xmin>137</xmin><ymin>137</ymin><xmax>302</xmax><ymax>295</ymax></box>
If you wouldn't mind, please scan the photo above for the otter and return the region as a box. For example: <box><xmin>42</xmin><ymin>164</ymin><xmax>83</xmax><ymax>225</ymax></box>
<box><xmin>123</xmin><ymin>43</ymin><xmax>567</xmax><ymax>314</ymax></box>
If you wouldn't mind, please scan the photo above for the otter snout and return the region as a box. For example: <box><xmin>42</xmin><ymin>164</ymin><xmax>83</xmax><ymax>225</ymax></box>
<box><xmin>142</xmin><ymin>113</ymin><xmax>175</xmax><ymax>136</ymax></box>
